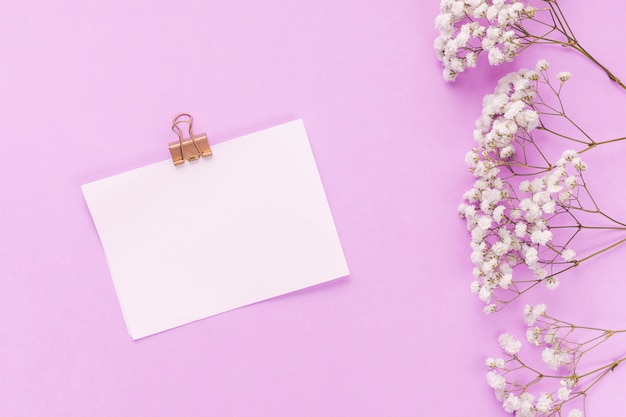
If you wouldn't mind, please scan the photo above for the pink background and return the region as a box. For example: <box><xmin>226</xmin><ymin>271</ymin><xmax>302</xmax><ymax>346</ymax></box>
<box><xmin>2</xmin><ymin>1</ymin><xmax>626</xmax><ymax>415</ymax></box>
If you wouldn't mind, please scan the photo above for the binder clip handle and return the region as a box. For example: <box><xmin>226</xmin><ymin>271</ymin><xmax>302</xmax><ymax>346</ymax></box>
<box><xmin>168</xmin><ymin>113</ymin><xmax>212</xmax><ymax>166</ymax></box>
<box><xmin>171</xmin><ymin>113</ymin><xmax>196</xmax><ymax>143</ymax></box>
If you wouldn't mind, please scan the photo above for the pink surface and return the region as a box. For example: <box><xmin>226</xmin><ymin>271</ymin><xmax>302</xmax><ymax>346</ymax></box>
<box><xmin>2</xmin><ymin>1</ymin><xmax>626</xmax><ymax>415</ymax></box>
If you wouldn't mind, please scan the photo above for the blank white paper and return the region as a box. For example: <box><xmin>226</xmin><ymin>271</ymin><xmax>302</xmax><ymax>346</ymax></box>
<box><xmin>82</xmin><ymin>120</ymin><xmax>349</xmax><ymax>339</ymax></box>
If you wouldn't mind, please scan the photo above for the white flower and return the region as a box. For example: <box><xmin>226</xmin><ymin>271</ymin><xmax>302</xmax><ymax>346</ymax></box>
<box><xmin>434</xmin><ymin>0</ymin><xmax>536</xmax><ymax>80</ymax></box>
<box><xmin>503</xmin><ymin>393</ymin><xmax>521</xmax><ymax>413</ymax></box>
<box><xmin>491</xmin><ymin>241</ymin><xmax>509</xmax><ymax>257</ymax></box>
<box><xmin>488</xmin><ymin>47</ymin><xmax>506</xmax><ymax>65</ymax></box>
<box><xmin>464</xmin><ymin>205</ymin><xmax>477</xmax><ymax>219</ymax></box>
<box><xmin>544</xmin><ymin>328</ymin><xmax>557</xmax><ymax>345</ymax></box>
<box><xmin>545</xmin><ymin>174</ymin><xmax>563</xmax><ymax>193</ymax></box>
<box><xmin>530</xmin><ymin>229</ymin><xmax>553</xmax><ymax>245</ymax></box>
<box><xmin>542</xmin><ymin>200</ymin><xmax>556</xmax><ymax>214</ymax></box>
<box><xmin>514</xmin><ymin>222</ymin><xmax>527</xmax><ymax>237</ymax></box>
<box><xmin>524</xmin><ymin>303</ymin><xmax>547</xmax><ymax>325</ymax></box>
<box><xmin>500</xmin><ymin>272</ymin><xmax>513</xmax><ymax>289</ymax></box>
<box><xmin>519</xmin><ymin>180</ymin><xmax>531</xmax><ymax>192</ymax></box>
<box><xmin>567</xmin><ymin>409</ymin><xmax>583</xmax><ymax>417</ymax></box>
<box><xmin>526</xmin><ymin>326</ymin><xmax>542</xmax><ymax>346</ymax></box>
<box><xmin>484</xmin><ymin>304</ymin><xmax>497</xmax><ymax>314</ymax></box>
<box><xmin>466</xmin><ymin>51</ymin><xmax>478</xmax><ymax>67</ymax></box>
<box><xmin>482</xmin><ymin>258</ymin><xmax>498</xmax><ymax>275</ymax></box>
<box><xmin>562</xmin><ymin>150</ymin><xmax>578</xmax><ymax>159</ymax></box>
<box><xmin>561</xmin><ymin>248</ymin><xmax>576</xmax><ymax>261</ymax></box>
<box><xmin>520</xmin><ymin>199</ymin><xmax>541</xmax><ymax>222</ymax></box>
<box><xmin>450</xmin><ymin>1</ymin><xmax>465</xmax><ymax>17</ymax></box>
<box><xmin>533</xmin><ymin>266</ymin><xmax>548</xmax><ymax>280</ymax></box>
<box><xmin>486</xmin><ymin>5</ymin><xmax>499</xmax><ymax>22</ymax></box>
<box><xmin>486</xmin><ymin>26</ymin><xmax>503</xmax><ymax>40</ymax></box>
<box><xmin>557</xmin><ymin>149</ymin><xmax>578</xmax><ymax>166</ymax></box>
<box><xmin>477</xmin><ymin>215</ymin><xmax>493</xmax><ymax>230</ymax></box>
<box><xmin>545</xmin><ymin>277</ymin><xmax>560</xmax><ymax>290</ymax></box>
<box><xmin>443</xmin><ymin>67</ymin><xmax>457</xmax><ymax>81</ymax></box>
<box><xmin>515</xmin><ymin>109</ymin><xmax>539</xmax><ymax>130</ymax></box>
<box><xmin>557</xmin><ymin>71</ymin><xmax>571</xmax><ymax>82</ymax></box>
<box><xmin>479</xmin><ymin>285</ymin><xmax>492</xmax><ymax>302</ymax></box>
<box><xmin>487</xmin><ymin>370</ymin><xmax>506</xmax><ymax>390</ymax></box>
<box><xmin>523</xmin><ymin>246</ymin><xmax>538</xmax><ymax>266</ymax></box>
<box><xmin>529</xmin><ymin>178</ymin><xmax>544</xmax><ymax>193</ymax></box>
<box><xmin>572</xmin><ymin>157</ymin><xmax>587</xmax><ymax>171</ymax></box>
<box><xmin>532</xmin><ymin>190</ymin><xmax>550</xmax><ymax>205</ymax></box>
<box><xmin>486</xmin><ymin>357</ymin><xmax>506</xmax><ymax>369</ymax></box>
<box><xmin>504</xmin><ymin>100</ymin><xmax>525</xmax><ymax>119</ymax></box>
<box><xmin>481</xmin><ymin>188</ymin><xmax>503</xmax><ymax>210</ymax></box>
<box><xmin>500</xmin><ymin>145</ymin><xmax>515</xmax><ymax>158</ymax></box>
<box><xmin>536</xmin><ymin>59</ymin><xmax>549</xmax><ymax>71</ymax></box>
<box><xmin>542</xmin><ymin>347</ymin><xmax>570</xmax><ymax>370</ymax></box>
<box><xmin>557</xmin><ymin>385</ymin><xmax>571</xmax><ymax>401</ymax></box>
<box><xmin>471</xmin><ymin>226</ymin><xmax>486</xmax><ymax>243</ymax></box>
<box><xmin>559</xmin><ymin>190</ymin><xmax>572</xmax><ymax>203</ymax></box>
<box><xmin>561</xmin><ymin>376</ymin><xmax>577</xmax><ymax>389</ymax></box>
<box><xmin>524</xmin><ymin>69</ymin><xmax>539</xmax><ymax>80</ymax></box>
<box><xmin>518</xmin><ymin>392</ymin><xmax>535</xmax><ymax>417</ymax></box>
<box><xmin>473</xmin><ymin>3</ymin><xmax>488</xmax><ymax>18</ymax></box>
<box><xmin>536</xmin><ymin>393</ymin><xmax>553</xmax><ymax>413</ymax></box>
<box><xmin>465</xmin><ymin>149</ymin><xmax>479</xmax><ymax>167</ymax></box>
<box><xmin>493</xmin><ymin>205</ymin><xmax>506</xmax><ymax>222</ymax></box>
<box><xmin>498</xmin><ymin>333</ymin><xmax>522</xmax><ymax>355</ymax></box>
<box><xmin>565</xmin><ymin>175</ymin><xmax>578</xmax><ymax>188</ymax></box>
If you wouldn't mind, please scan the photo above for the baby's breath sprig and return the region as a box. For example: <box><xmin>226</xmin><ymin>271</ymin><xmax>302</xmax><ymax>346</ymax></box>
<box><xmin>487</xmin><ymin>304</ymin><xmax>626</xmax><ymax>417</ymax></box>
<box><xmin>459</xmin><ymin>61</ymin><xmax>626</xmax><ymax>312</ymax></box>
<box><xmin>435</xmin><ymin>0</ymin><xmax>626</xmax><ymax>90</ymax></box>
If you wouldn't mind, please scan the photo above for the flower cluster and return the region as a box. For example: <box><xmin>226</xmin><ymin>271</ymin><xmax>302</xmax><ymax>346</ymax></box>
<box><xmin>434</xmin><ymin>0</ymin><xmax>626</xmax><ymax>90</ymax></box>
<box><xmin>434</xmin><ymin>0</ymin><xmax>536</xmax><ymax>81</ymax></box>
<box><xmin>462</xmin><ymin>158</ymin><xmax>585</xmax><ymax>311</ymax></box>
<box><xmin>439</xmin><ymin>3</ymin><xmax>626</xmax><ymax>414</ymax></box>
<box><xmin>486</xmin><ymin>304</ymin><xmax>626</xmax><ymax>417</ymax></box>
<box><xmin>459</xmin><ymin>63</ymin><xmax>590</xmax><ymax>311</ymax></box>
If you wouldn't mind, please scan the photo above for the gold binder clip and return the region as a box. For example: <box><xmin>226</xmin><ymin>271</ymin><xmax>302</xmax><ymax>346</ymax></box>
<box><xmin>168</xmin><ymin>113</ymin><xmax>212</xmax><ymax>166</ymax></box>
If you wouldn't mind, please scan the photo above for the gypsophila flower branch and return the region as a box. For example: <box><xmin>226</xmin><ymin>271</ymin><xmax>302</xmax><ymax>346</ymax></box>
<box><xmin>438</xmin><ymin>3</ymin><xmax>626</xmax><ymax>414</ymax></box>
<box><xmin>435</xmin><ymin>0</ymin><xmax>626</xmax><ymax>89</ymax></box>
<box><xmin>487</xmin><ymin>304</ymin><xmax>626</xmax><ymax>417</ymax></box>
<box><xmin>458</xmin><ymin>61</ymin><xmax>626</xmax><ymax>312</ymax></box>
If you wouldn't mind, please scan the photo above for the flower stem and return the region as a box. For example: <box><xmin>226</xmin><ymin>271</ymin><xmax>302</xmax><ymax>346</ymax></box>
<box><xmin>575</xmin><ymin>237</ymin><xmax>626</xmax><ymax>265</ymax></box>
<box><xmin>542</xmin><ymin>0</ymin><xmax>626</xmax><ymax>91</ymax></box>
<box><xmin>568</xmin><ymin>41</ymin><xmax>626</xmax><ymax>90</ymax></box>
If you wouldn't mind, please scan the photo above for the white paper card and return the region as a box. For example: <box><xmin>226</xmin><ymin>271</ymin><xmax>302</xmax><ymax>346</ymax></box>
<box><xmin>82</xmin><ymin>120</ymin><xmax>349</xmax><ymax>339</ymax></box>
